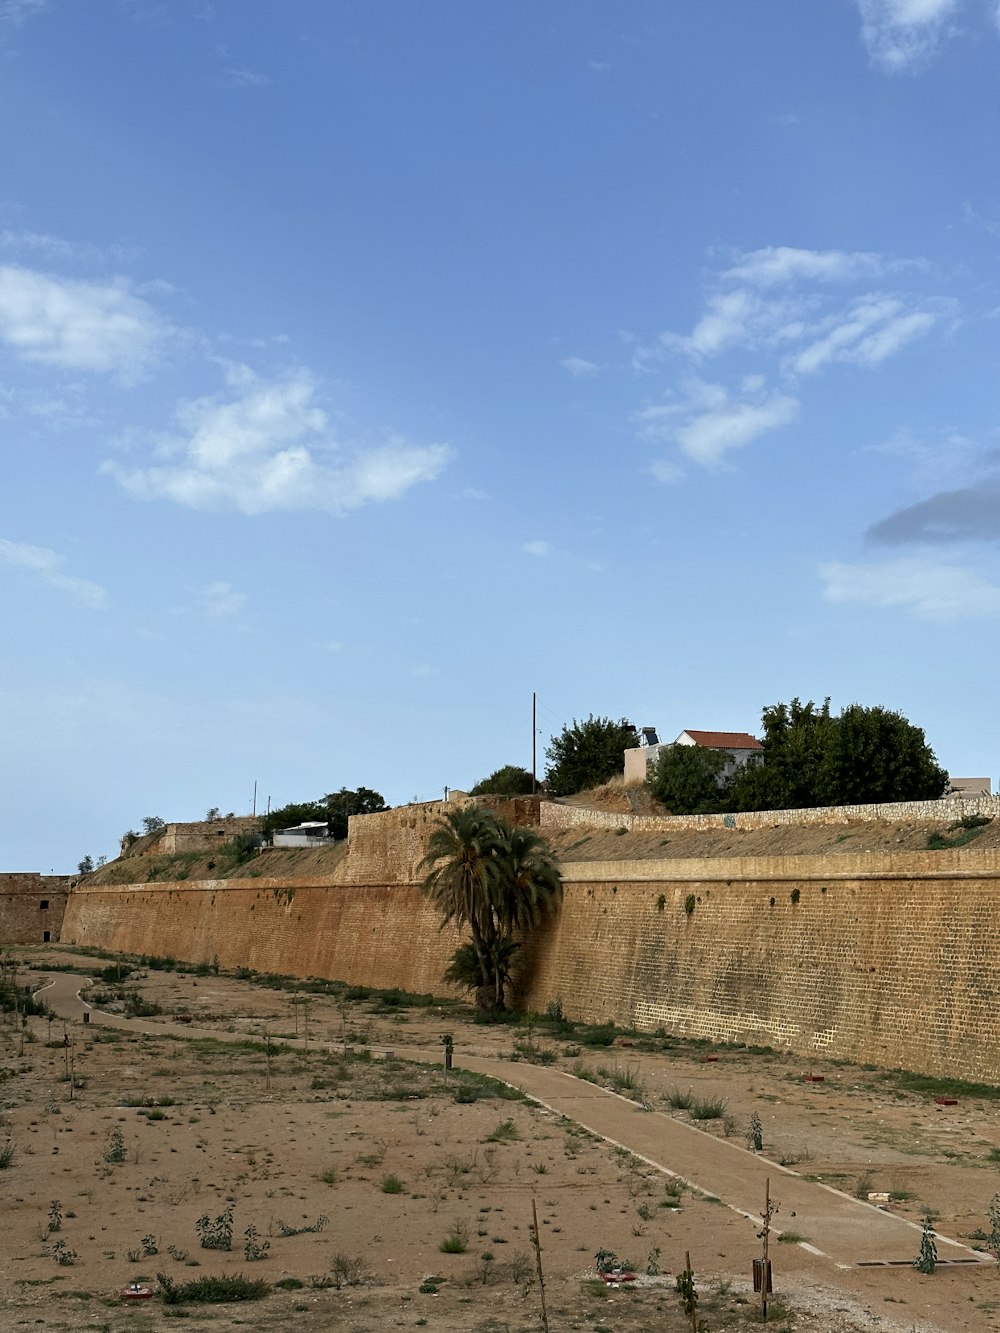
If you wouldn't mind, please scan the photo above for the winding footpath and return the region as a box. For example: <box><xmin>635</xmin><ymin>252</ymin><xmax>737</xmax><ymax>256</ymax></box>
<box><xmin>33</xmin><ymin>971</ymin><xmax>989</xmax><ymax>1282</ymax></box>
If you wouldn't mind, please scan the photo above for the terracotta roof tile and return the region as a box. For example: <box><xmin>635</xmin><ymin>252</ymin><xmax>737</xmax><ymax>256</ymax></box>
<box><xmin>681</xmin><ymin>730</ymin><xmax>763</xmax><ymax>751</ymax></box>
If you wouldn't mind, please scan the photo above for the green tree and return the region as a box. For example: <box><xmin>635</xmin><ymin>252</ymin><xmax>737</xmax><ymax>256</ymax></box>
<box><xmin>545</xmin><ymin>715</ymin><xmax>638</xmax><ymax>796</ymax></box>
<box><xmin>324</xmin><ymin>786</ymin><xmax>388</xmax><ymax>839</ymax></box>
<box><xmin>818</xmin><ymin>703</ymin><xmax>947</xmax><ymax>805</ymax></box>
<box><xmin>650</xmin><ymin>744</ymin><xmax>729</xmax><ymax>814</ymax></box>
<box><xmin>470</xmin><ymin>764</ymin><xmax>535</xmax><ymax>796</ymax></box>
<box><xmin>141</xmin><ymin>815</ymin><xmax>166</xmax><ymax>835</ymax></box>
<box><xmin>261</xmin><ymin>787</ymin><xmax>388</xmax><ymax>841</ymax></box>
<box><xmin>419</xmin><ymin>806</ymin><xmax>562</xmax><ymax>1011</ymax></box>
<box><xmin>77</xmin><ymin>855</ymin><xmax>94</xmax><ymax>875</ymax></box>
<box><xmin>727</xmin><ymin>698</ymin><xmax>947</xmax><ymax>811</ymax></box>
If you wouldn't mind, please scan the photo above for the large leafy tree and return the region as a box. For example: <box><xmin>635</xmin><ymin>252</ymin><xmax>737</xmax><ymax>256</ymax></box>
<box><xmin>470</xmin><ymin>764</ymin><xmax>535</xmax><ymax>796</ymax></box>
<box><xmin>420</xmin><ymin>805</ymin><xmax>562</xmax><ymax>1011</ymax></box>
<box><xmin>545</xmin><ymin>715</ymin><xmax>638</xmax><ymax>796</ymax></box>
<box><xmin>650</xmin><ymin>744</ymin><xmax>728</xmax><ymax>815</ymax></box>
<box><xmin>727</xmin><ymin>698</ymin><xmax>947</xmax><ymax>811</ymax></box>
<box><xmin>261</xmin><ymin>786</ymin><xmax>388</xmax><ymax>841</ymax></box>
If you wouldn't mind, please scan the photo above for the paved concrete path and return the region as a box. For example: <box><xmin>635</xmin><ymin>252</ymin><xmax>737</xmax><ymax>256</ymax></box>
<box><xmin>33</xmin><ymin>971</ymin><xmax>989</xmax><ymax>1276</ymax></box>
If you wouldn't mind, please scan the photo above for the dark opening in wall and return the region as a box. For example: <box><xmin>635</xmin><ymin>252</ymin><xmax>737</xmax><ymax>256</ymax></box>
<box><xmin>40</xmin><ymin>899</ymin><xmax>49</xmax><ymax>910</ymax></box>
<box><xmin>42</xmin><ymin>930</ymin><xmax>50</xmax><ymax>942</ymax></box>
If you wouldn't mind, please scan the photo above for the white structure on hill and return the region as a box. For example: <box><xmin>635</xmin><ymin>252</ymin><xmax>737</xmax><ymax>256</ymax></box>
<box><xmin>624</xmin><ymin>729</ymin><xmax>764</xmax><ymax>785</ymax></box>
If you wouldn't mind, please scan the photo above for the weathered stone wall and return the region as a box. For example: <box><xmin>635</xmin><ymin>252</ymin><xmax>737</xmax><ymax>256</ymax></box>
<box><xmin>519</xmin><ymin>849</ymin><xmax>1000</xmax><ymax>1084</ymax></box>
<box><xmin>0</xmin><ymin>874</ymin><xmax>73</xmax><ymax>945</ymax></box>
<box><xmin>542</xmin><ymin>793</ymin><xmax>1000</xmax><ymax>834</ymax></box>
<box><xmin>62</xmin><ymin>877</ymin><xmax>463</xmax><ymax>998</ymax></box>
<box><xmin>156</xmin><ymin>816</ymin><xmax>263</xmax><ymax>855</ymax></box>
<box><xmin>58</xmin><ymin>841</ymin><xmax>1000</xmax><ymax>1083</ymax></box>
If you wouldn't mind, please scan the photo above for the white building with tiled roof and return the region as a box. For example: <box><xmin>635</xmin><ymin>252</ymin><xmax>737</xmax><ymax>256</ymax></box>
<box><xmin>624</xmin><ymin>728</ymin><xmax>763</xmax><ymax>785</ymax></box>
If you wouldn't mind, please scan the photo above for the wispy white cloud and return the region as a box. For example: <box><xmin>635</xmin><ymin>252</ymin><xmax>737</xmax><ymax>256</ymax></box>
<box><xmin>0</xmin><ymin>265</ymin><xmax>173</xmax><ymax>381</ymax></box>
<box><xmin>785</xmin><ymin>297</ymin><xmax>936</xmax><ymax>375</ymax></box>
<box><xmin>643</xmin><ymin>247</ymin><xmax>937</xmax><ymax>372</ymax></box>
<box><xmin>198</xmin><ymin>580</ymin><xmax>247</xmax><ymax>618</ymax></box>
<box><xmin>218</xmin><ymin>65</ymin><xmax>270</xmax><ymax>89</ymax></box>
<box><xmin>855</xmin><ymin>0</ymin><xmax>963</xmax><ymax>73</ymax></box>
<box><xmin>635</xmin><ymin>378</ymin><xmax>798</xmax><ymax>468</ymax></box>
<box><xmin>0</xmin><ymin>0</ymin><xmax>46</xmax><ymax>26</ymax></box>
<box><xmin>820</xmin><ymin>554</ymin><xmax>1000</xmax><ymax>620</ymax></box>
<box><xmin>0</xmin><ymin>229</ymin><xmax>140</xmax><ymax>267</ymax></box>
<box><xmin>560</xmin><ymin>355</ymin><xmax>600</xmax><ymax>378</ymax></box>
<box><xmin>522</xmin><ymin>540</ymin><xmax>551</xmax><ymax>557</ymax></box>
<box><xmin>0</xmin><ymin>537</ymin><xmax>108</xmax><ymax>609</ymax></box>
<box><xmin>721</xmin><ymin>245</ymin><xmax>887</xmax><ymax>288</ymax></box>
<box><xmin>103</xmin><ymin>365</ymin><xmax>451</xmax><ymax>515</ymax></box>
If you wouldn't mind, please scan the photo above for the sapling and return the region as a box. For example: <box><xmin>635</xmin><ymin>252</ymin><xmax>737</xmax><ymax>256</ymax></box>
<box><xmin>914</xmin><ymin>1214</ymin><xmax>937</xmax><ymax>1274</ymax></box>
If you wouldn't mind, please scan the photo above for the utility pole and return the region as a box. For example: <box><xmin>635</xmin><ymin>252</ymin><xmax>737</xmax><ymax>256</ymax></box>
<box><xmin>532</xmin><ymin>691</ymin><xmax>537</xmax><ymax>795</ymax></box>
<box><xmin>252</xmin><ymin>781</ymin><xmax>257</xmax><ymax>817</ymax></box>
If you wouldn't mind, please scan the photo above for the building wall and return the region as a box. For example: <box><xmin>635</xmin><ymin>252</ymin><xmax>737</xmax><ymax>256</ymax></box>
<box><xmin>0</xmin><ymin>874</ymin><xmax>73</xmax><ymax>945</ymax></box>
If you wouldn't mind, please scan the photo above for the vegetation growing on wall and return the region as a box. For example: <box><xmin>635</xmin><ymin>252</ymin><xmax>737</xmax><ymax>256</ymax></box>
<box><xmin>419</xmin><ymin>805</ymin><xmax>562</xmax><ymax>1012</ymax></box>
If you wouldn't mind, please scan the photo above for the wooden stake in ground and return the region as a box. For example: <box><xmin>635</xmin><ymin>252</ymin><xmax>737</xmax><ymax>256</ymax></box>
<box><xmin>757</xmin><ymin>1175</ymin><xmax>778</xmax><ymax>1321</ymax></box>
<box><xmin>530</xmin><ymin>1196</ymin><xmax>549</xmax><ymax>1333</ymax></box>
<box><xmin>263</xmin><ymin>1027</ymin><xmax>272</xmax><ymax>1091</ymax></box>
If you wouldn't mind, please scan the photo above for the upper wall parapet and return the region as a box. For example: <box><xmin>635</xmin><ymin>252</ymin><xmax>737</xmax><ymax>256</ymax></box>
<box><xmin>541</xmin><ymin>792</ymin><xmax>1000</xmax><ymax>835</ymax></box>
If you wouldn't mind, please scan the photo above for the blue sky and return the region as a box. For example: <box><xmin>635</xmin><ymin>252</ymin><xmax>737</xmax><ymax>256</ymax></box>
<box><xmin>3</xmin><ymin>0</ymin><xmax>1000</xmax><ymax>871</ymax></box>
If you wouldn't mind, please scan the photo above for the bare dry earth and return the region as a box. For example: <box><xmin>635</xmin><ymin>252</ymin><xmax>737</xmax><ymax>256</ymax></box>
<box><xmin>0</xmin><ymin>951</ymin><xmax>998</xmax><ymax>1333</ymax></box>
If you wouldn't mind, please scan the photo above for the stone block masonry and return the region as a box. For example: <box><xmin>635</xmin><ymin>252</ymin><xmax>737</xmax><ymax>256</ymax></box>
<box><xmin>53</xmin><ymin>802</ymin><xmax>1000</xmax><ymax>1085</ymax></box>
<box><xmin>0</xmin><ymin>874</ymin><xmax>73</xmax><ymax>945</ymax></box>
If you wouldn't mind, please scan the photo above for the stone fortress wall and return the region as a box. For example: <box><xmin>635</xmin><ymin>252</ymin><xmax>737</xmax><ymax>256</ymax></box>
<box><xmin>13</xmin><ymin>795</ymin><xmax>1000</xmax><ymax>1084</ymax></box>
<box><xmin>0</xmin><ymin>874</ymin><xmax>73</xmax><ymax>945</ymax></box>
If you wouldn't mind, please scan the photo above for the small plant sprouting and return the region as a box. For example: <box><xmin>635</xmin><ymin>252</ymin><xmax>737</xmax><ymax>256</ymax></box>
<box><xmin>747</xmin><ymin>1111</ymin><xmax>763</xmax><ymax>1153</ymax></box>
<box><xmin>988</xmin><ymin>1192</ymin><xmax>1000</xmax><ymax>1258</ymax></box>
<box><xmin>645</xmin><ymin>1245</ymin><xmax>661</xmax><ymax>1276</ymax></box>
<box><xmin>914</xmin><ymin>1214</ymin><xmax>938</xmax><ymax>1274</ymax></box>
<box><xmin>195</xmin><ymin>1204</ymin><xmax>234</xmax><ymax>1251</ymax></box>
<box><xmin>140</xmin><ymin>1234</ymin><xmax>158</xmax><ymax>1257</ymax></box>
<box><xmin>244</xmin><ymin>1224</ymin><xmax>271</xmax><ymax>1261</ymax></box>
<box><xmin>103</xmin><ymin>1126</ymin><xmax>126</xmax><ymax>1164</ymax></box>
<box><xmin>0</xmin><ymin>1139</ymin><xmax>15</xmax><ymax>1169</ymax></box>
<box><xmin>684</xmin><ymin>894</ymin><xmax>696</xmax><ymax>917</ymax></box>
<box><xmin>675</xmin><ymin>1251</ymin><xmax>698</xmax><ymax>1320</ymax></box>
<box><xmin>656</xmin><ymin>894</ymin><xmax>666</xmax><ymax>911</ymax></box>
<box><xmin>380</xmin><ymin>1173</ymin><xmax>404</xmax><ymax>1194</ymax></box>
<box><xmin>166</xmin><ymin>1244</ymin><xmax>189</xmax><ymax>1262</ymax></box>
<box><xmin>47</xmin><ymin>1200</ymin><xmax>62</xmax><ymax>1234</ymax></box>
<box><xmin>49</xmin><ymin>1239</ymin><xmax>77</xmax><ymax>1266</ymax></box>
<box><xmin>439</xmin><ymin>1219</ymin><xmax>469</xmax><ymax>1254</ymax></box>
<box><xmin>276</xmin><ymin>1215</ymin><xmax>327</xmax><ymax>1237</ymax></box>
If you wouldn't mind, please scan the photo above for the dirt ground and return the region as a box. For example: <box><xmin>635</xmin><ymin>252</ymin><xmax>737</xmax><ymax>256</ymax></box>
<box><xmin>1</xmin><ymin>948</ymin><xmax>999</xmax><ymax>1333</ymax></box>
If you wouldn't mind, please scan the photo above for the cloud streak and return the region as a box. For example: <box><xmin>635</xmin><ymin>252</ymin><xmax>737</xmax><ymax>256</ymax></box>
<box><xmin>104</xmin><ymin>366</ymin><xmax>451</xmax><ymax>515</ymax></box>
<box><xmin>636</xmin><ymin>378</ymin><xmax>799</xmax><ymax>468</ymax></box>
<box><xmin>0</xmin><ymin>538</ymin><xmax>108</xmax><ymax>608</ymax></box>
<box><xmin>855</xmin><ymin>0</ymin><xmax>963</xmax><ymax>73</ymax></box>
<box><xmin>821</xmin><ymin>554</ymin><xmax>1000</xmax><ymax>620</ymax></box>
<box><xmin>0</xmin><ymin>265</ymin><xmax>173</xmax><ymax>381</ymax></box>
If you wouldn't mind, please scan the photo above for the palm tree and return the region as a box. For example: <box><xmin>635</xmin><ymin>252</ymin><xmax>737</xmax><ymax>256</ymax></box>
<box><xmin>419</xmin><ymin>805</ymin><xmax>562</xmax><ymax>1011</ymax></box>
<box><xmin>419</xmin><ymin>805</ymin><xmax>500</xmax><ymax>1010</ymax></box>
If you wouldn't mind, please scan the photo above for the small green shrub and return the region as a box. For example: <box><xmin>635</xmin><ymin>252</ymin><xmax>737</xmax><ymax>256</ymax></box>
<box><xmin>440</xmin><ymin>1220</ymin><xmax>469</xmax><ymax>1254</ymax></box>
<box><xmin>690</xmin><ymin>1095</ymin><xmax>727</xmax><ymax>1120</ymax></box>
<box><xmin>380</xmin><ymin>1174</ymin><xmax>404</xmax><ymax>1194</ymax></box>
<box><xmin>196</xmin><ymin>1204</ymin><xmax>234</xmax><ymax>1251</ymax></box>
<box><xmin>0</xmin><ymin>1140</ymin><xmax>14</xmax><ymax>1168</ymax></box>
<box><xmin>158</xmin><ymin>1272</ymin><xmax>269</xmax><ymax>1304</ymax></box>
<box><xmin>914</xmin><ymin>1215</ymin><xmax>938</xmax><ymax>1273</ymax></box>
<box><xmin>486</xmin><ymin>1118</ymin><xmax>519</xmax><ymax>1143</ymax></box>
<box><xmin>666</xmin><ymin>1087</ymin><xmax>695</xmax><ymax>1111</ymax></box>
<box><xmin>684</xmin><ymin>894</ymin><xmax>696</xmax><ymax>916</ymax></box>
<box><xmin>103</xmin><ymin>1127</ymin><xmax>126</xmax><ymax>1164</ymax></box>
